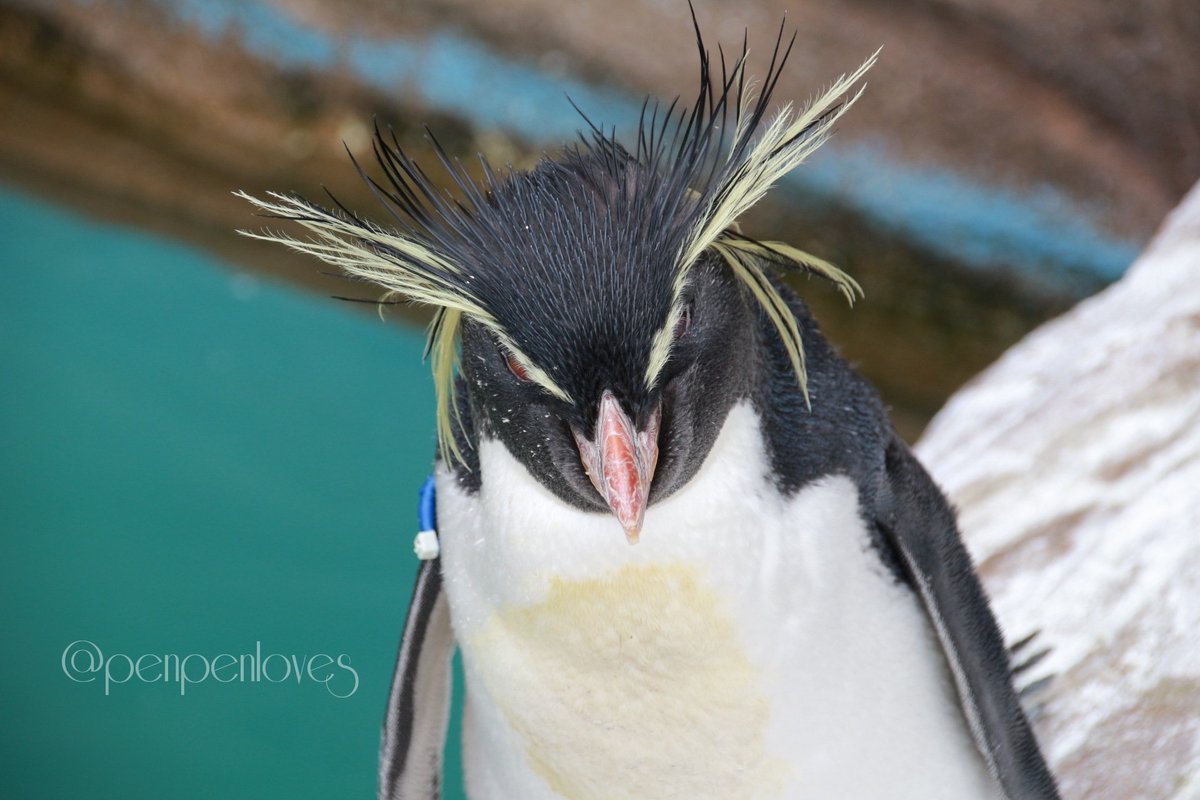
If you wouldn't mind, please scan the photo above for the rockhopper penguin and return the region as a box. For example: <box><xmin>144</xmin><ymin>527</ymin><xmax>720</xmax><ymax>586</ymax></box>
<box><xmin>241</xmin><ymin>17</ymin><xmax>1059</xmax><ymax>800</ymax></box>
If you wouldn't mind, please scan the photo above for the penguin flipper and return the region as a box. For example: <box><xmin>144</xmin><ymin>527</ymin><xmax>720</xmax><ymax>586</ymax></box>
<box><xmin>874</xmin><ymin>436</ymin><xmax>1060</xmax><ymax>800</ymax></box>
<box><xmin>379</xmin><ymin>558</ymin><xmax>456</xmax><ymax>800</ymax></box>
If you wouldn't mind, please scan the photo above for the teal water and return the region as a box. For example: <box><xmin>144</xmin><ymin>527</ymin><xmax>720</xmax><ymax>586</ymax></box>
<box><xmin>0</xmin><ymin>187</ymin><xmax>465</xmax><ymax>798</ymax></box>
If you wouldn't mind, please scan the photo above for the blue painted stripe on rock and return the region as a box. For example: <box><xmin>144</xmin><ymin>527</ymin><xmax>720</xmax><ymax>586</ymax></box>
<box><xmin>167</xmin><ymin>0</ymin><xmax>1140</xmax><ymax>287</ymax></box>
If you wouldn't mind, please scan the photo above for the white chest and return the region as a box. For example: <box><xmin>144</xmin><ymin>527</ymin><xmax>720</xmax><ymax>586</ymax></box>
<box><xmin>437</xmin><ymin>403</ymin><xmax>998</xmax><ymax>800</ymax></box>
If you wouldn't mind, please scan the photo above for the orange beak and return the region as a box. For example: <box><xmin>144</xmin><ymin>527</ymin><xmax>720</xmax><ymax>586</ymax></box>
<box><xmin>573</xmin><ymin>390</ymin><xmax>661</xmax><ymax>544</ymax></box>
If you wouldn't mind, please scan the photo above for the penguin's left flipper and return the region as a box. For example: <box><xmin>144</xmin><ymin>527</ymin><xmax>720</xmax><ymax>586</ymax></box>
<box><xmin>874</xmin><ymin>436</ymin><xmax>1060</xmax><ymax>800</ymax></box>
<box><xmin>379</xmin><ymin>558</ymin><xmax>456</xmax><ymax>800</ymax></box>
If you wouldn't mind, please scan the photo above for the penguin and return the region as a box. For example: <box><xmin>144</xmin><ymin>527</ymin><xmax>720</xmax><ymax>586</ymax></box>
<box><xmin>241</xmin><ymin>17</ymin><xmax>1059</xmax><ymax>800</ymax></box>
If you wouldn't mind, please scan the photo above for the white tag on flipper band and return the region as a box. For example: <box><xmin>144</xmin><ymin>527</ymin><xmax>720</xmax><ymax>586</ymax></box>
<box><xmin>413</xmin><ymin>530</ymin><xmax>440</xmax><ymax>560</ymax></box>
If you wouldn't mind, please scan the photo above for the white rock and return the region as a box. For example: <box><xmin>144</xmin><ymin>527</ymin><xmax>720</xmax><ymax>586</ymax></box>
<box><xmin>917</xmin><ymin>181</ymin><xmax>1200</xmax><ymax>800</ymax></box>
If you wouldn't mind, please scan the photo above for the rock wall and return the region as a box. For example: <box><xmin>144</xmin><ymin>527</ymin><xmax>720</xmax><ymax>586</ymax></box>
<box><xmin>6</xmin><ymin>0</ymin><xmax>1195</xmax><ymax>438</ymax></box>
<box><xmin>917</xmin><ymin>181</ymin><xmax>1200</xmax><ymax>798</ymax></box>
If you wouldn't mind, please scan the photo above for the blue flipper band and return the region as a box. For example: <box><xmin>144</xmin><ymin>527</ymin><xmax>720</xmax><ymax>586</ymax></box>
<box><xmin>414</xmin><ymin>475</ymin><xmax>439</xmax><ymax>560</ymax></box>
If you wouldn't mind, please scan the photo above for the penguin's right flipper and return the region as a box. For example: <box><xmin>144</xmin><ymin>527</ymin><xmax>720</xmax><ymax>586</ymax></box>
<box><xmin>874</xmin><ymin>436</ymin><xmax>1060</xmax><ymax>800</ymax></box>
<box><xmin>379</xmin><ymin>558</ymin><xmax>456</xmax><ymax>800</ymax></box>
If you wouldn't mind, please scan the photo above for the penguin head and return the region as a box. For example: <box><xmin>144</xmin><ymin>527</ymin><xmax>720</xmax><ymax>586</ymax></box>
<box><xmin>241</xmin><ymin>23</ymin><xmax>874</xmax><ymax>543</ymax></box>
<box><xmin>451</xmin><ymin>158</ymin><xmax>759</xmax><ymax>541</ymax></box>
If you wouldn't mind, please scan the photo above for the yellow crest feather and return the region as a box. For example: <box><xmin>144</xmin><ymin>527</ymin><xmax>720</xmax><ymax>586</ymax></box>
<box><xmin>236</xmin><ymin>190</ymin><xmax>571</xmax><ymax>466</ymax></box>
<box><xmin>644</xmin><ymin>50</ymin><xmax>878</xmax><ymax>393</ymax></box>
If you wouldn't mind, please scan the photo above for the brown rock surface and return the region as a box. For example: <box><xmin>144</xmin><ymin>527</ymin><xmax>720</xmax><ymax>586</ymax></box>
<box><xmin>3</xmin><ymin>0</ymin><xmax>1195</xmax><ymax>439</ymax></box>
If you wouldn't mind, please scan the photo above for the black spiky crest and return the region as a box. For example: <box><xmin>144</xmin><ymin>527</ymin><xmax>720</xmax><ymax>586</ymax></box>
<box><xmin>238</xmin><ymin>15</ymin><xmax>875</xmax><ymax>463</ymax></box>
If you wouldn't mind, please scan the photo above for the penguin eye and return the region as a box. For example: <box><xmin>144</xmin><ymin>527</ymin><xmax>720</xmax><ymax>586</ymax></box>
<box><xmin>672</xmin><ymin>304</ymin><xmax>693</xmax><ymax>341</ymax></box>
<box><xmin>505</xmin><ymin>352</ymin><xmax>531</xmax><ymax>382</ymax></box>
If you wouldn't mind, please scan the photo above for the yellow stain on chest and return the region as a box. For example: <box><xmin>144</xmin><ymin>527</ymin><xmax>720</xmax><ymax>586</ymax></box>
<box><xmin>468</xmin><ymin>562</ymin><xmax>785</xmax><ymax>800</ymax></box>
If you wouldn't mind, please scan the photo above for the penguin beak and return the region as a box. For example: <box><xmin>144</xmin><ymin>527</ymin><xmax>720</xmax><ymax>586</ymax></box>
<box><xmin>572</xmin><ymin>390</ymin><xmax>661</xmax><ymax>545</ymax></box>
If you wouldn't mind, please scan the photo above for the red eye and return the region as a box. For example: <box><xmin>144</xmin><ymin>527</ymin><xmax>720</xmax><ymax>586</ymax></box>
<box><xmin>673</xmin><ymin>305</ymin><xmax>692</xmax><ymax>341</ymax></box>
<box><xmin>505</xmin><ymin>353</ymin><xmax>530</xmax><ymax>381</ymax></box>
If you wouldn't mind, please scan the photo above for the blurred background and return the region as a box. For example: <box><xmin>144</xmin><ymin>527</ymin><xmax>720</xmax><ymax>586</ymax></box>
<box><xmin>1</xmin><ymin>0</ymin><xmax>1196</xmax><ymax>798</ymax></box>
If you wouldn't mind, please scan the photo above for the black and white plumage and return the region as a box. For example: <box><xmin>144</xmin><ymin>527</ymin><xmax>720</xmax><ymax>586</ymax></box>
<box><xmin>242</xmin><ymin>17</ymin><xmax>1059</xmax><ymax>800</ymax></box>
